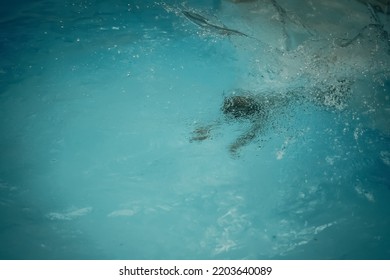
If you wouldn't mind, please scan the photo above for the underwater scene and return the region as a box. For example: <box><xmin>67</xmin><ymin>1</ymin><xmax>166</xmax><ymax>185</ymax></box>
<box><xmin>0</xmin><ymin>0</ymin><xmax>390</xmax><ymax>259</ymax></box>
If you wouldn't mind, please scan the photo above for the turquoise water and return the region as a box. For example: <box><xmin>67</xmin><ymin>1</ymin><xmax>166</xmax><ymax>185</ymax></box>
<box><xmin>0</xmin><ymin>0</ymin><xmax>390</xmax><ymax>259</ymax></box>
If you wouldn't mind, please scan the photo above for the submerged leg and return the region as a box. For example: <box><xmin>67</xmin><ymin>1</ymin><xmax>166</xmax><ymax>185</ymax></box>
<box><xmin>229</xmin><ymin>121</ymin><xmax>264</xmax><ymax>156</ymax></box>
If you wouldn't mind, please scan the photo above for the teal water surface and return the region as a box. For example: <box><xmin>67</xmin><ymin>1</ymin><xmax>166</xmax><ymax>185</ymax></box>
<box><xmin>0</xmin><ymin>0</ymin><xmax>390</xmax><ymax>259</ymax></box>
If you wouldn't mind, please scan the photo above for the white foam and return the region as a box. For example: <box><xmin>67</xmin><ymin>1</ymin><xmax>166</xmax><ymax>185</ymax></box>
<box><xmin>46</xmin><ymin>207</ymin><xmax>93</xmax><ymax>221</ymax></box>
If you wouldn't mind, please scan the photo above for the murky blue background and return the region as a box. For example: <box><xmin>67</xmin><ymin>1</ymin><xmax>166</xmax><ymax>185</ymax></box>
<box><xmin>1</xmin><ymin>0</ymin><xmax>390</xmax><ymax>259</ymax></box>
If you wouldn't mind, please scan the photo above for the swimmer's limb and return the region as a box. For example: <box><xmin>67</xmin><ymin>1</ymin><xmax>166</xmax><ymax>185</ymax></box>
<box><xmin>189</xmin><ymin>120</ymin><xmax>222</xmax><ymax>142</ymax></box>
<box><xmin>190</xmin><ymin>124</ymin><xmax>214</xmax><ymax>142</ymax></box>
<box><xmin>229</xmin><ymin>121</ymin><xmax>263</xmax><ymax>156</ymax></box>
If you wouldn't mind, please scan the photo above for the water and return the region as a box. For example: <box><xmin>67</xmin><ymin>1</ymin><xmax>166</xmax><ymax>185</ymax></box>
<box><xmin>0</xmin><ymin>0</ymin><xmax>389</xmax><ymax>259</ymax></box>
